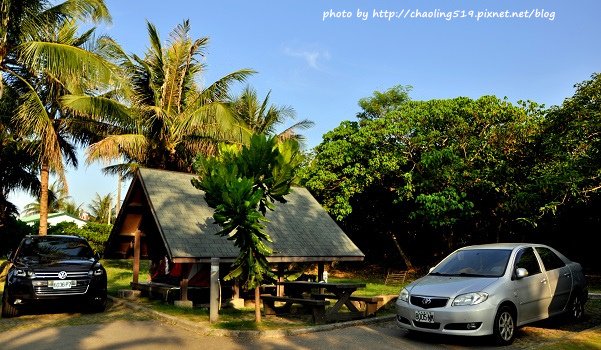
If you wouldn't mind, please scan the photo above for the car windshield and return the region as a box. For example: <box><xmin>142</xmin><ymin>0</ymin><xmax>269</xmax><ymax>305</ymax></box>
<box><xmin>16</xmin><ymin>237</ymin><xmax>94</xmax><ymax>260</ymax></box>
<box><xmin>430</xmin><ymin>248</ymin><xmax>512</xmax><ymax>278</ymax></box>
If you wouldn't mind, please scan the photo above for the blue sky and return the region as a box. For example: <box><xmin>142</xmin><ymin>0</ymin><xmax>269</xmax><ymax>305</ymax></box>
<box><xmin>10</xmin><ymin>0</ymin><xmax>601</xmax><ymax>214</ymax></box>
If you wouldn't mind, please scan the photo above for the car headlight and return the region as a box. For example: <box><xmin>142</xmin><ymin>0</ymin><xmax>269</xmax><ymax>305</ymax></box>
<box><xmin>452</xmin><ymin>292</ymin><xmax>488</xmax><ymax>306</ymax></box>
<box><xmin>399</xmin><ymin>288</ymin><xmax>409</xmax><ymax>303</ymax></box>
<box><xmin>89</xmin><ymin>268</ymin><xmax>104</xmax><ymax>276</ymax></box>
<box><xmin>14</xmin><ymin>269</ymin><xmax>35</xmax><ymax>278</ymax></box>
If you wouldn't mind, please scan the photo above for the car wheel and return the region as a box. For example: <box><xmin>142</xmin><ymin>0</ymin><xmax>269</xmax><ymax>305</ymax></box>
<box><xmin>493</xmin><ymin>306</ymin><xmax>515</xmax><ymax>346</ymax></box>
<box><xmin>2</xmin><ymin>288</ymin><xmax>19</xmax><ymax>318</ymax></box>
<box><xmin>86</xmin><ymin>293</ymin><xmax>107</xmax><ymax>313</ymax></box>
<box><xmin>568</xmin><ymin>293</ymin><xmax>585</xmax><ymax>322</ymax></box>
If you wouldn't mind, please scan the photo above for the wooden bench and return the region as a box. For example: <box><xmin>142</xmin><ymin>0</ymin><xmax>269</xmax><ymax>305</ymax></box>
<box><xmin>384</xmin><ymin>270</ymin><xmax>407</xmax><ymax>285</ymax></box>
<box><xmin>261</xmin><ymin>294</ymin><xmax>329</xmax><ymax>323</ymax></box>
<box><xmin>312</xmin><ymin>293</ymin><xmax>384</xmax><ymax>317</ymax></box>
<box><xmin>131</xmin><ymin>282</ymin><xmax>180</xmax><ymax>302</ymax></box>
<box><xmin>131</xmin><ymin>282</ymin><xmax>208</xmax><ymax>303</ymax></box>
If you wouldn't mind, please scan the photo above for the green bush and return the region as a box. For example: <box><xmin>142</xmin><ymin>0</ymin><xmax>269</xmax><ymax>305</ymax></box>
<box><xmin>62</xmin><ymin>222</ymin><xmax>112</xmax><ymax>254</ymax></box>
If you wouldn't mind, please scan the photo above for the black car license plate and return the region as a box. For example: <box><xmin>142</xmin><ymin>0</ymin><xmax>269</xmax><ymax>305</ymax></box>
<box><xmin>414</xmin><ymin>310</ymin><xmax>434</xmax><ymax>323</ymax></box>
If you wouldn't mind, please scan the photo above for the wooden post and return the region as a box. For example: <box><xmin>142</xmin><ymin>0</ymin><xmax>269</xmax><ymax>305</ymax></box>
<box><xmin>277</xmin><ymin>263</ymin><xmax>285</xmax><ymax>297</ymax></box>
<box><xmin>133</xmin><ymin>230</ymin><xmax>141</xmax><ymax>284</ymax></box>
<box><xmin>317</xmin><ymin>262</ymin><xmax>325</xmax><ymax>294</ymax></box>
<box><xmin>210</xmin><ymin>258</ymin><xmax>220</xmax><ymax>322</ymax></box>
<box><xmin>233</xmin><ymin>279</ymin><xmax>240</xmax><ymax>299</ymax></box>
<box><xmin>180</xmin><ymin>278</ymin><xmax>189</xmax><ymax>301</ymax></box>
<box><xmin>317</xmin><ymin>262</ymin><xmax>324</xmax><ymax>281</ymax></box>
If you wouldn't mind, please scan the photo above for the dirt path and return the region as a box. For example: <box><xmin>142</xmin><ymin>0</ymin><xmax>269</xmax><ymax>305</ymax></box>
<box><xmin>1</xmin><ymin>299</ymin><xmax>598</xmax><ymax>349</ymax></box>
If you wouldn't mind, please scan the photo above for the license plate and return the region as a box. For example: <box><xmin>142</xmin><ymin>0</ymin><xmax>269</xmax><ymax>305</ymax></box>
<box><xmin>49</xmin><ymin>280</ymin><xmax>75</xmax><ymax>289</ymax></box>
<box><xmin>414</xmin><ymin>310</ymin><xmax>434</xmax><ymax>323</ymax></box>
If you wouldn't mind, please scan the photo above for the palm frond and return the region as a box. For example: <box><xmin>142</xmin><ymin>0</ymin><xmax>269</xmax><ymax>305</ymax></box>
<box><xmin>61</xmin><ymin>94</ymin><xmax>134</xmax><ymax>126</ymax></box>
<box><xmin>86</xmin><ymin>134</ymin><xmax>148</xmax><ymax>165</ymax></box>
<box><xmin>15</xmin><ymin>91</ymin><xmax>64</xmax><ymax>170</ymax></box>
<box><xmin>44</xmin><ymin>0</ymin><xmax>112</xmax><ymax>24</ymax></box>
<box><xmin>101</xmin><ymin>162</ymin><xmax>138</xmax><ymax>178</ymax></box>
<box><xmin>17</xmin><ymin>40</ymin><xmax>117</xmax><ymax>85</ymax></box>
<box><xmin>197</xmin><ymin>69</ymin><xmax>256</xmax><ymax>104</ymax></box>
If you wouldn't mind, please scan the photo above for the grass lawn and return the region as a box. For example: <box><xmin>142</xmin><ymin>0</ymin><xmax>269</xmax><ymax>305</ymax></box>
<box><xmin>103</xmin><ymin>259</ymin><xmax>151</xmax><ymax>294</ymax></box>
<box><xmin>102</xmin><ymin>259</ymin><xmax>405</xmax><ymax>330</ymax></box>
<box><xmin>327</xmin><ymin>277</ymin><xmax>403</xmax><ymax>297</ymax></box>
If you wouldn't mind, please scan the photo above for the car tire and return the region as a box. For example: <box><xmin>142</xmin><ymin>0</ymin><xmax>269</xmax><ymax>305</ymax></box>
<box><xmin>567</xmin><ymin>292</ymin><xmax>585</xmax><ymax>322</ymax></box>
<box><xmin>86</xmin><ymin>293</ymin><xmax>107</xmax><ymax>313</ymax></box>
<box><xmin>2</xmin><ymin>289</ymin><xmax>19</xmax><ymax>318</ymax></box>
<box><xmin>493</xmin><ymin>306</ymin><xmax>516</xmax><ymax>346</ymax></box>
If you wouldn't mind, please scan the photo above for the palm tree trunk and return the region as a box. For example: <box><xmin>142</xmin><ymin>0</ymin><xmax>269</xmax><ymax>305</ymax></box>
<box><xmin>255</xmin><ymin>286</ymin><xmax>262</xmax><ymax>323</ymax></box>
<box><xmin>38</xmin><ymin>160</ymin><xmax>50</xmax><ymax>235</ymax></box>
<box><xmin>116</xmin><ymin>173</ymin><xmax>121</xmax><ymax>215</ymax></box>
<box><xmin>0</xmin><ymin>0</ymin><xmax>10</xmax><ymax>98</ymax></box>
<box><xmin>389</xmin><ymin>232</ymin><xmax>414</xmax><ymax>271</ymax></box>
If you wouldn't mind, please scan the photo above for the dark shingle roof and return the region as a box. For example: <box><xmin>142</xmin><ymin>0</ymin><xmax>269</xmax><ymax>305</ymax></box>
<box><xmin>138</xmin><ymin>168</ymin><xmax>364</xmax><ymax>261</ymax></box>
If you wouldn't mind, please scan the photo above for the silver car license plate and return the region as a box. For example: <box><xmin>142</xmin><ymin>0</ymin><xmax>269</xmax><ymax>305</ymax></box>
<box><xmin>49</xmin><ymin>280</ymin><xmax>75</xmax><ymax>289</ymax></box>
<box><xmin>414</xmin><ymin>310</ymin><xmax>434</xmax><ymax>323</ymax></box>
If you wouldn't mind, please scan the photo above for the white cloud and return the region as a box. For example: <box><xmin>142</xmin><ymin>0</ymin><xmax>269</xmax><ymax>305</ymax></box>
<box><xmin>284</xmin><ymin>47</ymin><xmax>330</xmax><ymax>70</ymax></box>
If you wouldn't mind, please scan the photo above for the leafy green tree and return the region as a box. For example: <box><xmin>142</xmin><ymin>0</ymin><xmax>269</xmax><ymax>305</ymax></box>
<box><xmin>62</xmin><ymin>20</ymin><xmax>254</xmax><ymax>176</ymax></box>
<box><xmin>302</xmin><ymin>91</ymin><xmax>542</xmax><ymax>267</ymax></box>
<box><xmin>232</xmin><ymin>86</ymin><xmax>314</xmax><ymax>143</ymax></box>
<box><xmin>192</xmin><ymin>134</ymin><xmax>302</xmax><ymax>322</ymax></box>
<box><xmin>62</xmin><ymin>222</ymin><xmax>111</xmax><ymax>254</ymax></box>
<box><xmin>533</xmin><ymin>73</ymin><xmax>601</xmax><ymax>213</ymax></box>
<box><xmin>357</xmin><ymin>85</ymin><xmax>412</xmax><ymax>120</ymax></box>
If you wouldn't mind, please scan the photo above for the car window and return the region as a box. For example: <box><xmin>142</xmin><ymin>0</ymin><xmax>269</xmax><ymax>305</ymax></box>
<box><xmin>514</xmin><ymin>247</ymin><xmax>541</xmax><ymax>276</ymax></box>
<box><xmin>430</xmin><ymin>248</ymin><xmax>512</xmax><ymax>277</ymax></box>
<box><xmin>535</xmin><ymin>247</ymin><xmax>566</xmax><ymax>271</ymax></box>
<box><xmin>17</xmin><ymin>237</ymin><xmax>94</xmax><ymax>260</ymax></box>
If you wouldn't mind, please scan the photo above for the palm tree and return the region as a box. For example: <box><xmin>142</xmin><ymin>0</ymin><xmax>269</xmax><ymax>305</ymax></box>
<box><xmin>4</xmin><ymin>2</ymin><xmax>113</xmax><ymax>235</ymax></box>
<box><xmin>232</xmin><ymin>86</ymin><xmax>314</xmax><ymax>144</ymax></box>
<box><xmin>23</xmin><ymin>180</ymin><xmax>70</xmax><ymax>216</ymax></box>
<box><xmin>62</xmin><ymin>20</ymin><xmax>254</xmax><ymax>176</ymax></box>
<box><xmin>61</xmin><ymin>199</ymin><xmax>84</xmax><ymax>218</ymax></box>
<box><xmin>88</xmin><ymin>192</ymin><xmax>113</xmax><ymax>224</ymax></box>
<box><xmin>1</xmin><ymin>0</ymin><xmax>111</xmax><ymax>97</ymax></box>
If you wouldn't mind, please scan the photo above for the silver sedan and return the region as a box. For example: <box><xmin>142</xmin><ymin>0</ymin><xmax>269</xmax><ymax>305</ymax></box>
<box><xmin>396</xmin><ymin>243</ymin><xmax>588</xmax><ymax>345</ymax></box>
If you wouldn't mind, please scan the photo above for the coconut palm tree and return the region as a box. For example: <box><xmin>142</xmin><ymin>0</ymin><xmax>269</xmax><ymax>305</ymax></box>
<box><xmin>23</xmin><ymin>181</ymin><xmax>70</xmax><ymax>216</ymax></box>
<box><xmin>5</xmin><ymin>2</ymin><xmax>114</xmax><ymax>235</ymax></box>
<box><xmin>88</xmin><ymin>192</ymin><xmax>113</xmax><ymax>224</ymax></box>
<box><xmin>61</xmin><ymin>199</ymin><xmax>84</xmax><ymax>218</ymax></box>
<box><xmin>62</xmin><ymin>20</ymin><xmax>254</xmax><ymax>176</ymax></box>
<box><xmin>232</xmin><ymin>86</ymin><xmax>314</xmax><ymax>144</ymax></box>
<box><xmin>0</xmin><ymin>0</ymin><xmax>111</xmax><ymax>97</ymax></box>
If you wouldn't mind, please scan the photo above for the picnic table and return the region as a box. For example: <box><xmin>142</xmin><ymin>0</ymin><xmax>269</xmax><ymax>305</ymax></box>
<box><xmin>279</xmin><ymin>281</ymin><xmax>367</xmax><ymax>322</ymax></box>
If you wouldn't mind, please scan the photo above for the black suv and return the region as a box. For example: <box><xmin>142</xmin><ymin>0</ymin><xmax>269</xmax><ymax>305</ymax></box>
<box><xmin>2</xmin><ymin>235</ymin><xmax>107</xmax><ymax>318</ymax></box>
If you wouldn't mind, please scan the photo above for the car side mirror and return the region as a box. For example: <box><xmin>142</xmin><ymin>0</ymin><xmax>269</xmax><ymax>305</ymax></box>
<box><xmin>515</xmin><ymin>268</ymin><xmax>529</xmax><ymax>279</ymax></box>
<box><xmin>94</xmin><ymin>252</ymin><xmax>101</xmax><ymax>261</ymax></box>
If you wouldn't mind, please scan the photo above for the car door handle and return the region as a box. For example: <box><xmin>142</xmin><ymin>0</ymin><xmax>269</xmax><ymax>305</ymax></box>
<box><xmin>541</xmin><ymin>278</ymin><xmax>547</xmax><ymax>284</ymax></box>
<box><xmin>564</xmin><ymin>273</ymin><xmax>571</xmax><ymax>278</ymax></box>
